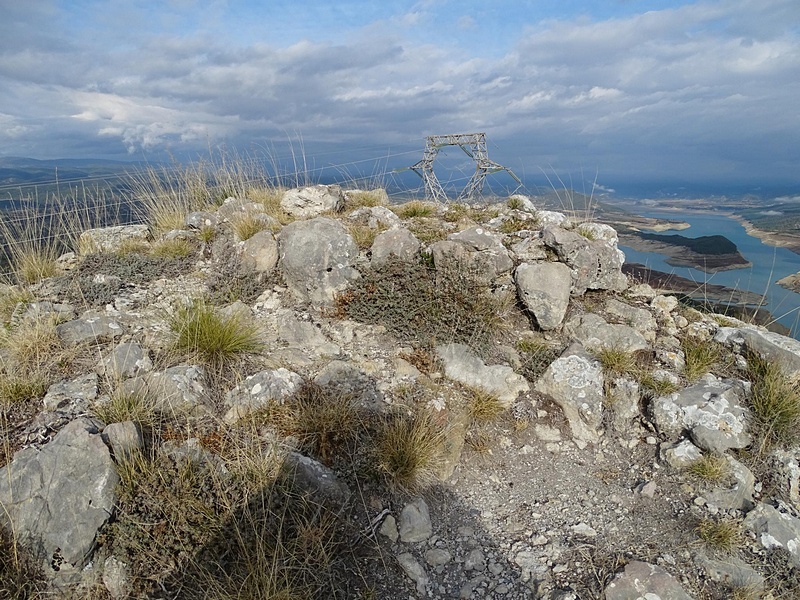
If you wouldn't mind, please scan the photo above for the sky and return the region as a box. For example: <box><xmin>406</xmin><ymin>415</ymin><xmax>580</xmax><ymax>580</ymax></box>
<box><xmin>1</xmin><ymin>0</ymin><xmax>799</xmax><ymax>195</ymax></box>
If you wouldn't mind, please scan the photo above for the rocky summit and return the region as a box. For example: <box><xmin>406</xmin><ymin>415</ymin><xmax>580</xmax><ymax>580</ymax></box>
<box><xmin>1</xmin><ymin>186</ymin><xmax>799</xmax><ymax>599</ymax></box>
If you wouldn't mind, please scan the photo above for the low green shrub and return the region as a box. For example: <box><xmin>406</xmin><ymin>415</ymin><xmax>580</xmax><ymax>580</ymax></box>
<box><xmin>334</xmin><ymin>258</ymin><xmax>511</xmax><ymax>352</ymax></box>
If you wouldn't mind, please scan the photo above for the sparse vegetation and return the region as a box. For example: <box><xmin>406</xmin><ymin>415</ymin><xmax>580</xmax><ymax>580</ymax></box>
<box><xmin>231</xmin><ymin>212</ymin><xmax>268</xmax><ymax>241</ymax></box>
<box><xmin>596</xmin><ymin>347</ymin><xmax>637</xmax><ymax>377</ymax></box>
<box><xmin>466</xmin><ymin>388</ymin><xmax>504</xmax><ymax>423</ymax></box>
<box><xmin>343</xmin><ymin>188</ymin><xmax>387</xmax><ymax>210</ymax></box>
<box><xmin>94</xmin><ymin>390</ymin><xmax>156</xmax><ymax>426</ymax></box>
<box><xmin>335</xmin><ymin>258</ymin><xmax>513</xmax><ymax>353</ymax></box>
<box><xmin>0</xmin><ymin>525</ymin><xmax>46</xmax><ymax>600</ymax></box>
<box><xmin>150</xmin><ymin>236</ymin><xmax>194</xmax><ymax>258</ymax></box>
<box><xmin>637</xmin><ymin>372</ymin><xmax>682</xmax><ymax>396</ymax></box>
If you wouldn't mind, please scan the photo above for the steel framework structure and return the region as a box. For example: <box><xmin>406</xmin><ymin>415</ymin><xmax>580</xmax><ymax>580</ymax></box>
<box><xmin>407</xmin><ymin>133</ymin><xmax>520</xmax><ymax>202</ymax></box>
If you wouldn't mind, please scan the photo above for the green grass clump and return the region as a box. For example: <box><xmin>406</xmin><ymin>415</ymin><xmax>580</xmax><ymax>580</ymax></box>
<box><xmin>596</xmin><ymin>347</ymin><xmax>637</xmax><ymax>377</ymax></box>
<box><xmin>687</xmin><ymin>453</ymin><xmax>730</xmax><ymax>484</ymax></box>
<box><xmin>696</xmin><ymin>517</ymin><xmax>743</xmax><ymax>554</ymax></box>
<box><xmin>681</xmin><ymin>335</ymin><xmax>721</xmax><ymax>382</ymax></box>
<box><xmin>373</xmin><ymin>407</ymin><xmax>446</xmax><ymax>491</ymax></box>
<box><xmin>150</xmin><ymin>237</ymin><xmax>193</xmax><ymax>258</ymax></box>
<box><xmin>746</xmin><ymin>352</ymin><xmax>800</xmax><ymax>450</ymax></box>
<box><xmin>498</xmin><ymin>216</ymin><xmax>538</xmax><ymax>234</ymax></box>
<box><xmin>507</xmin><ymin>196</ymin><xmax>524</xmax><ymax>210</ymax></box>
<box><xmin>0</xmin><ymin>374</ymin><xmax>48</xmax><ymax>408</ymax></box>
<box><xmin>231</xmin><ymin>213</ymin><xmax>267</xmax><ymax>241</ymax></box>
<box><xmin>637</xmin><ymin>372</ymin><xmax>681</xmax><ymax>396</ymax></box>
<box><xmin>170</xmin><ymin>299</ymin><xmax>264</xmax><ymax>371</ymax></box>
<box><xmin>393</xmin><ymin>200</ymin><xmax>437</xmax><ymax>219</ymax></box>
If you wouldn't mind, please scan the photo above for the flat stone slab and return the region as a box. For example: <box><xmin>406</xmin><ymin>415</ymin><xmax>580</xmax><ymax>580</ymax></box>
<box><xmin>435</xmin><ymin>343</ymin><xmax>529</xmax><ymax>407</ymax></box>
<box><xmin>744</xmin><ymin>503</ymin><xmax>800</xmax><ymax>567</ymax></box>
<box><xmin>515</xmin><ymin>262</ymin><xmax>572</xmax><ymax>330</ymax></box>
<box><xmin>223</xmin><ymin>367</ymin><xmax>303</xmax><ymax>423</ymax></box>
<box><xmin>0</xmin><ymin>417</ymin><xmax>118</xmax><ymax>579</ymax></box>
<box><xmin>563</xmin><ymin>312</ymin><xmax>649</xmax><ymax>353</ymax></box>
<box><xmin>56</xmin><ymin>314</ymin><xmax>124</xmax><ymax>346</ymax></box>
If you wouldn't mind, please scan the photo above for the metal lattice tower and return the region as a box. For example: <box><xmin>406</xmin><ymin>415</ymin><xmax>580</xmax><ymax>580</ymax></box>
<box><xmin>407</xmin><ymin>133</ymin><xmax>520</xmax><ymax>202</ymax></box>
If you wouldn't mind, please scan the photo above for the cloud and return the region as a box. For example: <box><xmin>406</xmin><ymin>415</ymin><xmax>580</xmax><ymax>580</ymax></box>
<box><xmin>0</xmin><ymin>0</ymin><xmax>797</xmax><ymax>189</ymax></box>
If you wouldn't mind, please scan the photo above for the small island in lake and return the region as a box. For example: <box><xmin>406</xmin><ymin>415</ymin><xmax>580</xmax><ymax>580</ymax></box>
<box><xmin>617</xmin><ymin>229</ymin><xmax>751</xmax><ymax>273</ymax></box>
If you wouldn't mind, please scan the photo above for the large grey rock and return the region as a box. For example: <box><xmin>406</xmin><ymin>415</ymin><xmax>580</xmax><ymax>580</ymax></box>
<box><xmin>607</xmin><ymin>376</ymin><xmax>640</xmax><ymax>432</ymax></box>
<box><xmin>370</xmin><ymin>227</ymin><xmax>420</xmax><ymax>267</ymax></box>
<box><xmin>744</xmin><ymin>503</ymin><xmax>800</xmax><ymax>567</ymax></box>
<box><xmin>121</xmin><ymin>364</ymin><xmax>208</xmax><ymax>416</ymax></box>
<box><xmin>535</xmin><ymin>343</ymin><xmax>605</xmax><ymax>446</ymax></box>
<box><xmin>435</xmin><ymin>343</ymin><xmax>529</xmax><ymax>407</ymax></box>
<box><xmin>43</xmin><ymin>373</ymin><xmax>98</xmax><ymax>413</ymax></box>
<box><xmin>97</xmin><ymin>342</ymin><xmax>152</xmax><ymax>380</ymax></box>
<box><xmin>223</xmin><ymin>368</ymin><xmax>303</xmax><ymax>423</ymax></box>
<box><xmin>278</xmin><ymin>217</ymin><xmax>359</xmax><ymax>308</ymax></box>
<box><xmin>281</xmin><ymin>184</ymin><xmax>345</xmax><ymax>218</ymax></box>
<box><xmin>56</xmin><ymin>313</ymin><xmax>124</xmax><ymax>346</ymax></box>
<box><xmin>715</xmin><ymin>326</ymin><xmax>800</xmax><ymax>378</ymax></box>
<box><xmin>605</xmin><ymin>561</ymin><xmax>693</xmax><ymax>600</ymax></box>
<box><xmin>650</xmin><ymin>375</ymin><xmax>751</xmax><ymax>453</ymax></box>
<box><xmin>240</xmin><ymin>229</ymin><xmax>279</xmax><ymax>273</ymax></box>
<box><xmin>515</xmin><ymin>262</ymin><xmax>572</xmax><ymax>330</ymax></box>
<box><xmin>284</xmin><ymin>452</ymin><xmax>351</xmax><ymax>512</ymax></box>
<box><xmin>564</xmin><ymin>312</ymin><xmax>649</xmax><ymax>353</ymax></box>
<box><xmin>543</xmin><ymin>225</ymin><xmax>628</xmax><ymax>295</ymax></box>
<box><xmin>216</xmin><ymin>197</ymin><xmax>266</xmax><ymax>221</ymax></box>
<box><xmin>184</xmin><ymin>210</ymin><xmax>217</xmax><ymax>230</ymax></box>
<box><xmin>0</xmin><ymin>417</ymin><xmax>118</xmax><ymax>579</ymax></box>
<box><xmin>78</xmin><ymin>224</ymin><xmax>150</xmax><ymax>254</ymax></box>
<box><xmin>399</xmin><ymin>497</ymin><xmax>433</xmax><ymax>543</ymax></box>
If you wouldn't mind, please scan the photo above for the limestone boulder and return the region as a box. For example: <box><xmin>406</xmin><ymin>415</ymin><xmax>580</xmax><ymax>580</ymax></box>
<box><xmin>515</xmin><ymin>262</ymin><xmax>572</xmax><ymax>330</ymax></box>
<box><xmin>535</xmin><ymin>343</ymin><xmax>605</xmax><ymax>446</ymax></box>
<box><xmin>543</xmin><ymin>225</ymin><xmax>627</xmax><ymax>294</ymax></box>
<box><xmin>0</xmin><ymin>417</ymin><xmax>118</xmax><ymax>580</ymax></box>
<box><xmin>121</xmin><ymin>364</ymin><xmax>209</xmax><ymax>416</ymax></box>
<box><xmin>650</xmin><ymin>374</ymin><xmax>750</xmax><ymax>452</ymax></box>
<box><xmin>56</xmin><ymin>313</ymin><xmax>124</xmax><ymax>346</ymax></box>
<box><xmin>240</xmin><ymin>229</ymin><xmax>279</xmax><ymax>273</ymax></box>
<box><xmin>745</xmin><ymin>503</ymin><xmax>800</xmax><ymax>567</ymax></box>
<box><xmin>370</xmin><ymin>227</ymin><xmax>420</xmax><ymax>267</ymax></box>
<box><xmin>278</xmin><ymin>217</ymin><xmax>359</xmax><ymax>308</ymax></box>
<box><xmin>716</xmin><ymin>326</ymin><xmax>800</xmax><ymax>378</ymax></box>
<box><xmin>563</xmin><ymin>312</ymin><xmax>649</xmax><ymax>353</ymax></box>
<box><xmin>431</xmin><ymin>226</ymin><xmax>514</xmax><ymax>285</ymax></box>
<box><xmin>436</xmin><ymin>343</ymin><xmax>529</xmax><ymax>407</ymax></box>
<box><xmin>96</xmin><ymin>342</ymin><xmax>153</xmax><ymax>380</ymax></box>
<box><xmin>281</xmin><ymin>184</ymin><xmax>345</xmax><ymax>218</ymax></box>
<box><xmin>284</xmin><ymin>452</ymin><xmax>351</xmax><ymax>512</ymax></box>
<box><xmin>78</xmin><ymin>224</ymin><xmax>150</xmax><ymax>254</ymax></box>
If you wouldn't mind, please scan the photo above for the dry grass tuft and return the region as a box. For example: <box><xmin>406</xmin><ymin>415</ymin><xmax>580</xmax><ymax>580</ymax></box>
<box><xmin>0</xmin><ymin>525</ymin><xmax>47</xmax><ymax>600</ymax></box>
<box><xmin>596</xmin><ymin>347</ymin><xmax>637</xmax><ymax>377</ymax></box>
<box><xmin>466</xmin><ymin>388</ymin><xmax>505</xmax><ymax>423</ymax></box>
<box><xmin>231</xmin><ymin>213</ymin><xmax>268</xmax><ymax>241</ymax></box>
<box><xmin>681</xmin><ymin>335</ymin><xmax>721</xmax><ymax>382</ymax></box>
<box><xmin>94</xmin><ymin>390</ymin><xmax>157</xmax><ymax>427</ymax></box>
<box><xmin>150</xmin><ymin>237</ymin><xmax>194</xmax><ymax>258</ymax></box>
<box><xmin>696</xmin><ymin>517</ymin><xmax>743</xmax><ymax>553</ymax></box>
<box><xmin>373</xmin><ymin>406</ymin><xmax>446</xmax><ymax>491</ymax></box>
<box><xmin>393</xmin><ymin>200</ymin><xmax>437</xmax><ymax>219</ymax></box>
<box><xmin>746</xmin><ymin>351</ymin><xmax>800</xmax><ymax>451</ymax></box>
